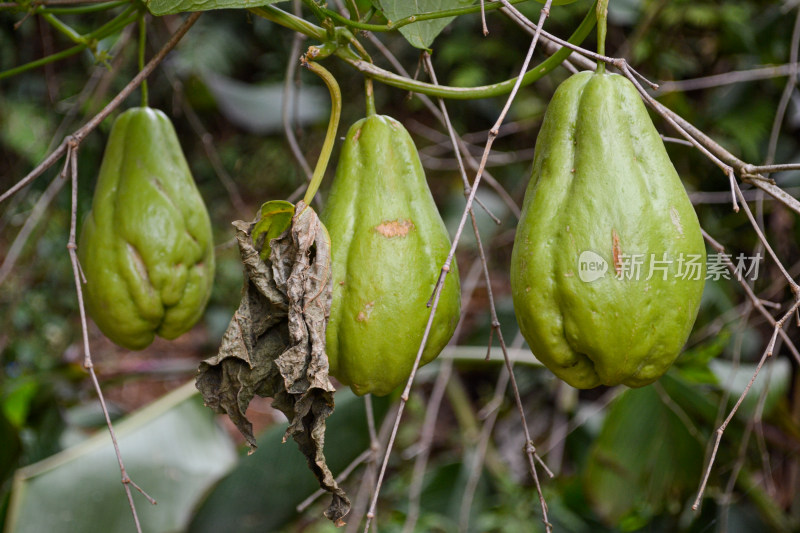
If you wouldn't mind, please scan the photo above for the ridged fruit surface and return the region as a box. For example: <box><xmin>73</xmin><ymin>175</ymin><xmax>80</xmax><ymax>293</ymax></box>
<box><xmin>79</xmin><ymin>107</ymin><xmax>215</xmax><ymax>350</ymax></box>
<box><xmin>323</xmin><ymin>114</ymin><xmax>461</xmax><ymax>396</ymax></box>
<box><xmin>510</xmin><ymin>71</ymin><xmax>705</xmax><ymax>389</ymax></box>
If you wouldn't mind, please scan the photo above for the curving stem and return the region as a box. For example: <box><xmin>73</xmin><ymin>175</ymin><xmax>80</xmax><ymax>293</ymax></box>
<box><xmin>596</xmin><ymin>0</ymin><xmax>609</xmax><ymax>74</ymax></box>
<box><xmin>138</xmin><ymin>12</ymin><xmax>148</xmax><ymax>107</ymax></box>
<box><xmin>364</xmin><ymin>77</ymin><xmax>376</xmax><ymax>116</ymax></box>
<box><xmin>301</xmin><ymin>58</ymin><xmax>341</xmax><ymax>206</ymax></box>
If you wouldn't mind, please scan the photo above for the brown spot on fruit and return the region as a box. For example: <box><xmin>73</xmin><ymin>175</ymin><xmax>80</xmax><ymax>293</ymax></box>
<box><xmin>612</xmin><ymin>229</ymin><xmax>622</xmax><ymax>275</ymax></box>
<box><xmin>374</xmin><ymin>219</ymin><xmax>415</xmax><ymax>238</ymax></box>
<box><xmin>356</xmin><ymin>301</ymin><xmax>375</xmax><ymax>322</ymax></box>
<box><xmin>353</xmin><ymin>127</ymin><xmax>362</xmax><ymax>143</ymax></box>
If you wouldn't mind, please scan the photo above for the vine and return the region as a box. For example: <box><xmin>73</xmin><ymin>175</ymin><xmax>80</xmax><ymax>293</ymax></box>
<box><xmin>2</xmin><ymin>1</ymin><xmax>800</xmax><ymax>531</ymax></box>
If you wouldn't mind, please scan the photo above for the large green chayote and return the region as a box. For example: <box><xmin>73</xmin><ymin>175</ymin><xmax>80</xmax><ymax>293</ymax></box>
<box><xmin>78</xmin><ymin>107</ymin><xmax>215</xmax><ymax>350</ymax></box>
<box><xmin>322</xmin><ymin>114</ymin><xmax>461</xmax><ymax>397</ymax></box>
<box><xmin>510</xmin><ymin>71</ymin><xmax>706</xmax><ymax>389</ymax></box>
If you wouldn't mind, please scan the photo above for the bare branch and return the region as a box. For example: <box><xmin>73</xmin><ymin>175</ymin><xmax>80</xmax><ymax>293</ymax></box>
<box><xmin>693</xmin><ymin>299</ymin><xmax>800</xmax><ymax>510</ymax></box>
<box><xmin>657</xmin><ymin>63</ymin><xmax>800</xmax><ymax>94</ymax></box>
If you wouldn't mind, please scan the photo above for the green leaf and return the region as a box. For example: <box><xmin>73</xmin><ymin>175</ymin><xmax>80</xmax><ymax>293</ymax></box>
<box><xmin>582</xmin><ymin>384</ymin><xmax>704</xmax><ymax>525</ymax></box>
<box><xmin>145</xmin><ymin>0</ymin><xmax>280</xmax><ymax>17</ymax></box>
<box><xmin>4</xmin><ymin>382</ymin><xmax>237</xmax><ymax>533</ymax></box>
<box><xmin>251</xmin><ymin>200</ymin><xmax>295</xmax><ymax>261</ymax></box>
<box><xmin>187</xmin><ymin>389</ymin><xmax>391</xmax><ymax>533</ymax></box>
<box><xmin>0</xmin><ymin>100</ymin><xmax>52</xmax><ymax>165</ymax></box>
<box><xmin>710</xmin><ymin>357</ymin><xmax>791</xmax><ymax>418</ymax></box>
<box><xmin>0</xmin><ymin>408</ymin><xmax>21</xmax><ymax>486</ymax></box>
<box><xmin>374</xmin><ymin>0</ymin><xmax>476</xmax><ymax>49</ymax></box>
<box><xmin>1</xmin><ymin>377</ymin><xmax>38</xmax><ymax>428</ymax></box>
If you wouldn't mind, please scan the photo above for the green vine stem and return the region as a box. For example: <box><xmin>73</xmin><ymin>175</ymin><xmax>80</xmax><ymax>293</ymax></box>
<box><xmin>0</xmin><ymin>5</ymin><xmax>138</xmax><ymax>80</ymax></box>
<box><xmin>343</xmin><ymin>0</ymin><xmax>358</xmax><ymax>20</ymax></box>
<box><xmin>596</xmin><ymin>0</ymin><xmax>609</xmax><ymax>74</ymax></box>
<box><xmin>139</xmin><ymin>12</ymin><xmax>148</xmax><ymax>107</ymax></box>
<box><xmin>251</xmin><ymin>2</ymin><xmax>597</xmax><ymax>101</ymax></box>
<box><xmin>33</xmin><ymin>1</ymin><xmax>128</xmax><ymax>15</ymax></box>
<box><xmin>319</xmin><ymin>0</ymin><xmax>530</xmax><ymax>32</ymax></box>
<box><xmin>364</xmin><ymin>77</ymin><xmax>376</xmax><ymax>116</ymax></box>
<box><xmin>335</xmin><ymin>3</ymin><xmax>597</xmax><ymax>100</ymax></box>
<box><xmin>301</xmin><ymin>59</ymin><xmax>341</xmax><ymax>206</ymax></box>
<box><xmin>41</xmin><ymin>13</ymin><xmax>85</xmax><ymax>44</ymax></box>
<box><xmin>249</xmin><ymin>6</ymin><xmax>327</xmax><ymax>41</ymax></box>
<box><xmin>359</xmin><ymin>5</ymin><xmax>376</xmax><ymax>23</ymax></box>
<box><xmin>0</xmin><ymin>1</ymin><xmax>127</xmax><ymax>14</ymax></box>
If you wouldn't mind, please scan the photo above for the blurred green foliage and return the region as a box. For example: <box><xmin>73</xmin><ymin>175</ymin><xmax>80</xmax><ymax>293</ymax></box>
<box><xmin>2</xmin><ymin>0</ymin><xmax>800</xmax><ymax>531</ymax></box>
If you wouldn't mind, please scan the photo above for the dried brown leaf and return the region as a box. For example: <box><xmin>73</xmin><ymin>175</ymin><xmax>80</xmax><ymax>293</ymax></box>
<box><xmin>196</xmin><ymin>201</ymin><xmax>348</xmax><ymax>524</ymax></box>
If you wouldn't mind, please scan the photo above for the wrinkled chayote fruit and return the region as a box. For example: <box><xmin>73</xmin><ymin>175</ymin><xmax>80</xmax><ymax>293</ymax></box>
<box><xmin>78</xmin><ymin>107</ymin><xmax>215</xmax><ymax>350</ymax></box>
<box><xmin>323</xmin><ymin>114</ymin><xmax>461</xmax><ymax>396</ymax></box>
<box><xmin>510</xmin><ymin>71</ymin><xmax>706</xmax><ymax>389</ymax></box>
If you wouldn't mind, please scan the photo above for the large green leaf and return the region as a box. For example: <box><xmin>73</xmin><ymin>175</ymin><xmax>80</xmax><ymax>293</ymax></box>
<box><xmin>582</xmin><ymin>384</ymin><xmax>704</xmax><ymax>526</ymax></box>
<box><xmin>374</xmin><ymin>0</ymin><xmax>476</xmax><ymax>49</ymax></box>
<box><xmin>146</xmin><ymin>0</ymin><xmax>280</xmax><ymax>17</ymax></box>
<box><xmin>710</xmin><ymin>357</ymin><xmax>791</xmax><ymax>418</ymax></box>
<box><xmin>188</xmin><ymin>389</ymin><xmax>390</xmax><ymax>532</ymax></box>
<box><xmin>0</xmin><ymin>408</ymin><xmax>21</xmax><ymax>487</ymax></box>
<box><xmin>3</xmin><ymin>382</ymin><xmax>237</xmax><ymax>533</ymax></box>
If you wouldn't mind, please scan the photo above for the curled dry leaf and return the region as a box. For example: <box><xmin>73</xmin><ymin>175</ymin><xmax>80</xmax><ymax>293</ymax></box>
<box><xmin>196</xmin><ymin>201</ymin><xmax>349</xmax><ymax>525</ymax></box>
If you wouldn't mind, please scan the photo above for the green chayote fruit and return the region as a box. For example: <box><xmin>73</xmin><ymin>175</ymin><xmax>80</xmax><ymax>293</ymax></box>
<box><xmin>78</xmin><ymin>107</ymin><xmax>215</xmax><ymax>350</ymax></box>
<box><xmin>510</xmin><ymin>71</ymin><xmax>706</xmax><ymax>389</ymax></box>
<box><xmin>322</xmin><ymin>114</ymin><xmax>461</xmax><ymax>397</ymax></box>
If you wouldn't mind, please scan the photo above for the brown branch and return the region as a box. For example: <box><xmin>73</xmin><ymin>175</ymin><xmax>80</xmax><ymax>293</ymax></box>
<box><xmin>693</xmin><ymin>299</ymin><xmax>800</xmax><ymax>510</ymax></box>
<box><xmin>702</xmin><ymin>230</ymin><xmax>800</xmax><ymax>364</ymax></box>
<box><xmin>0</xmin><ymin>12</ymin><xmax>203</xmax><ymax>531</ymax></box>
<box><xmin>363</xmin><ymin>5</ymin><xmax>557</xmax><ymax>530</ymax></box>
<box><xmin>657</xmin><ymin>63</ymin><xmax>800</xmax><ymax>94</ymax></box>
<box><xmin>403</xmin><ymin>259</ymin><xmax>483</xmax><ymax>533</ymax></box>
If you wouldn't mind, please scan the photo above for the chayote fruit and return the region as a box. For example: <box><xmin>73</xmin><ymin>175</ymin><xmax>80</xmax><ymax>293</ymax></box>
<box><xmin>322</xmin><ymin>114</ymin><xmax>461</xmax><ymax>396</ymax></box>
<box><xmin>510</xmin><ymin>71</ymin><xmax>706</xmax><ymax>389</ymax></box>
<box><xmin>78</xmin><ymin>107</ymin><xmax>215</xmax><ymax>350</ymax></box>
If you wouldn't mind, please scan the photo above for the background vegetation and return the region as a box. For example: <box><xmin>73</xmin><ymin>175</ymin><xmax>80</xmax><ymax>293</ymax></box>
<box><xmin>2</xmin><ymin>0</ymin><xmax>800</xmax><ymax>531</ymax></box>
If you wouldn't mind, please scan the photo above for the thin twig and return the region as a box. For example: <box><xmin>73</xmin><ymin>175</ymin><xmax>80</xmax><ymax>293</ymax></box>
<box><xmin>1</xmin><ymin>13</ymin><xmax>203</xmax><ymax>531</ymax></box>
<box><xmin>653</xmin><ymin>381</ymin><xmax>703</xmax><ymax>442</ymax></box>
<box><xmin>689</xmin><ymin>188</ymin><xmax>800</xmax><ymax>205</ymax></box>
<box><xmin>720</xmin><ymin>358</ymin><xmax>777</xmax><ymax>531</ymax></box>
<box><xmin>702</xmin><ymin>230</ymin><xmax>800</xmax><ymax>364</ymax></box>
<box><xmin>0</xmin><ymin>175</ymin><xmax>67</xmax><ymax>285</ymax></box>
<box><xmin>296</xmin><ymin>449</ymin><xmax>373</xmax><ymax>513</ymax></box>
<box><xmin>498</xmin><ymin>0</ymin><xmax>658</xmax><ymax>89</ymax></box>
<box><xmin>693</xmin><ymin>299</ymin><xmax>800</xmax><ymax>510</ymax></box>
<box><xmin>363</xmin><ymin>3</ymin><xmax>558</xmax><ymax>529</ymax></box>
<box><xmin>764</xmin><ymin>8</ymin><xmax>800</xmax><ymax>173</ymax></box>
<box><xmin>732</xmin><ymin>181</ymin><xmax>800</xmax><ymax>295</ymax></box>
<box><xmin>159</xmin><ymin>67</ymin><xmax>248</xmax><ymax>215</ymax></box>
<box><xmin>458</xmin><ymin>332</ymin><xmax>523</xmax><ymax>532</ymax></box>
<box><xmin>403</xmin><ymin>259</ymin><xmax>484</xmax><ymax>533</ymax></box>
<box><xmin>283</xmin><ymin>0</ymin><xmax>314</xmax><ymax>184</ymax></box>
<box><xmin>657</xmin><ymin>63</ymin><xmax>800</xmax><ymax>94</ymax></box>
<box><xmin>345</xmin><ymin>399</ymin><xmax>397</xmax><ymax>533</ymax></box>
<box><xmin>502</xmin><ymin>5</ymin><xmax>800</xmax><ymax>218</ymax></box>
<box><xmin>66</xmin><ymin>143</ymin><xmax>155</xmax><ymax>533</ymax></box>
